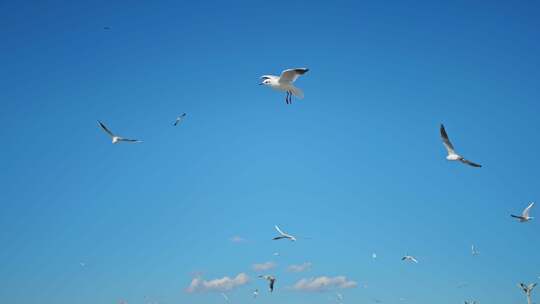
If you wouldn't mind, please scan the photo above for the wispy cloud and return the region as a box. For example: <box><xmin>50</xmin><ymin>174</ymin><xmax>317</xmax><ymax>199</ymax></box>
<box><xmin>186</xmin><ymin>273</ymin><xmax>250</xmax><ymax>293</ymax></box>
<box><xmin>252</xmin><ymin>261</ymin><xmax>277</xmax><ymax>271</ymax></box>
<box><xmin>287</xmin><ymin>262</ymin><xmax>312</xmax><ymax>273</ymax></box>
<box><xmin>291</xmin><ymin>276</ymin><xmax>357</xmax><ymax>292</ymax></box>
<box><xmin>230</xmin><ymin>236</ymin><xmax>246</xmax><ymax>243</ymax></box>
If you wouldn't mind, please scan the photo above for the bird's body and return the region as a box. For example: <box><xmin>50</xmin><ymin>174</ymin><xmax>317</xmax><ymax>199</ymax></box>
<box><xmin>401</xmin><ymin>255</ymin><xmax>418</xmax><ymax>263</ymax></box>
<box><xmin>519</xmin><ymin>282</ymin><xmax>537</xmax><ymax>304</ymax></box>
<box><xmin>174</xmin><ymin>113</ymin><xmax>187</xmax><ymax>126</ymax></box>
<box><xmin>258</xmin><ymin>275</ymin><xmax>276</xmax><ymax>292</ymax></box>
<box><xmin>98</xmin><ymin>121</ymin><xmax>142</xmax><ymax>144</ymax></box>
<box><xmin>511</xmin><ymin>202</ymin><xmax>535</xmax><ymax>222</ymax></box>
<box><xmin>272</xmin><ymin>225</ymin><xmax>296</xmax><ymax>241</ymax></box>
<box><xmin>260</xmin><ymin>68</ymin><xmax>309</xmax><ymax>104</ymax></box>
<box><xmin>253</xmin><ymin>289</ymin><xmax>259</xmax><ymax>298</ymax></box>
<box><xmin>440</xmin><ymin>124</ymin><xmax>481</xmax><ymax>167</ymax></box>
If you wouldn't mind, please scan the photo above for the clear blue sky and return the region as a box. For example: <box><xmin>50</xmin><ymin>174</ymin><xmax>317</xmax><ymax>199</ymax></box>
<box><xmin>1</xmin><ymin>0</ymin><xmax>539</xmax><ymax>303</ymax></box>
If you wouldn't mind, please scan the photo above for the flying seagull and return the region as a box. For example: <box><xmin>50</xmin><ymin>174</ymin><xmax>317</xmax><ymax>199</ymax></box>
<box><xmin>440</xmin><ymin>124</ymin><xmax>481</xmax><ymax>167</ymax></box>
<box><xmin>471</xmin><ymin>245</ymin><xmax>480</xmax><ymax>256</ymax></box>
<box><xmin>401</xmin><ymin>255</ymin><xmax>418</xmax><ymax>263</ymax></box>
<box><xmin>259</xmin><ymin>68</ymin><xmax>309</xmax><ymax>104</ymax></box>
<box><xmin>221</xmin><ymin>293</ymin><xmax>229</xmax><ymax>302</ymax></box>
<box><xmin>258</xmin><ymin>275</ymin><xmax>276</xmax><ymax>292</ymax></box>
<box><xmin>253</xmin><ymin>289</ymin><xmax>259</xmax><ymax>298</ymax></box>
<box><xmin>372</xmin><ymin>253</ymin><xmax>377</xmax><ymax>259</ymax></box>
<box><xmin>98</xmin><ymin>121</ymin><xmax>142</xmax><ymax>144</ymax></box>
<box><xmin>464</xmin><ymin>301</ymin><xmax>477</xmax><ymax>304</ymax></box>
<box><xmin>272</xmin><ymin>225</ymin><xmax>296</xmax><ymax>241</ymax></box>
<box><xmin>173</xmin><ymin>113</ymin><xmax>187</xmax><ymax>126</ymax></box>
<box><xmin>511</xmin><ymin>202</ymin><xmax>535</xmax><ymax>222</ymax></box>
<box><xmin>519</xmin><ymin>282</ymin><xmax>537</xmax><ymax>304</ymax></box>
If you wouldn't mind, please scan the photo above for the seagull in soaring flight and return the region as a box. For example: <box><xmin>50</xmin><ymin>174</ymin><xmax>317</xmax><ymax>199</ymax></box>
<box><xmin>259</xmin><ymin>68</ymin><xmax>309</xmax><ymax>104</ymax></box>
<box><xmin>511</xmin><ymin>202</ymin><xmax>535</xmax><ymax>222</ymax></box>
<box><xmin>173</xmin><ymin>113</ymin><xmax>187</xmax><ymax>126</ymax></box>
<box><xmin>258</xmin><ymin>275</ymin><xmax>276</xmax><ymax>292</ymax></box>
<box><xmin>401</xmin><ymin>255</ymin><xmax>418</xmax><ymax>263</ymax></box>
<box><xmin>519</xmin><ymin>282</ymin><xmax>537</xmax><ymax>304</ymax></box>
<box><xmin>253</xmin><ymin>289</ymin><xmax>259</xmax><ymax>298</ymax></box>
<box><xmin>98</xmin><ymin>121</ymin><xmax>142</xmax><ymax>144</ymax></box>
<box><xmin>440</xmin><ymin>124</ymin><xmax>481</xmax><ymax>167</ymax></box>
<box><xmin>272</xmin><ymin>225</ymin><xmax>296</xmax><ymax>241</ymax></box>
<box><xmin>471</xmin><ymin>245</ymin><xmax>480</xmax><ymax>256</ymax></box>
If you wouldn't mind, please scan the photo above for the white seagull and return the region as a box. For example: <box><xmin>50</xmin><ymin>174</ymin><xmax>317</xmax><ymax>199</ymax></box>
<box><xmin>98</xmin><ymin>121</ymin><xmax>142</xmax><ymax>144</ymax></box>
<box><xmin>253</xmin><ymin>289</ymin><xmax>259</xmax><ymax>298</ymax></box>
<box><xmin>173</xmin><ymin>113</ymin><xmax>187</xmax><ymax>126</ymax></box>
<box><xmin>272</xmin><ymin>225</ymin><xmax>296</xmax><ymax>241</ymax></box>
<box><xmin>258</xmin><ymin>275</ymin><xmax>276</xmax><ymax>292</ymax></box>
<box><xmin>471</xmin><ymin>245</ymin><xmax>480</xmax><ymax>256</ymax></box>
<box><xmin>511</xmin><ymin>202</ymin><xmax>535</xmax><ymax>222</ymax></box>
<box><xmin>259</xmin><ymin>68</ymin><xmax>309</xmax><ymax>104</ymax></box>
<box><xmin>519</xmin><ymin>282</ymin><xmax>537</xmax><ymax>304</ymax></box>
<box><xmin>440</xmin><ymin>124</ymin><xmax>481</xmax><ymax>167</ymax></box>
<box><xmin>401</xmin><ymin>255</ymin><xmax>418</xmax><ymax>263</ymax></box>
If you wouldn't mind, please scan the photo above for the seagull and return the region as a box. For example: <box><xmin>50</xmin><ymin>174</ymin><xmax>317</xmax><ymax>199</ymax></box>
<box><xmin>511</xmin><ymin>202</ymin><xmax>535</xmax><ymax>222</ymax></box>
<box><xmin>519</xmin><ymin>283</ymin><xmax>537</xmax><ymax>304</ymax></box>
<box><xmin>259</xmin><ymin>68</ymin><xmax>309</xmax><ymax>104</ymax></box>
<box><xmin>103</xmin><ymin>26</ymin><xmax>111</xmax><ymax>30</ymax></box>
<box><xmin>372</xmin><ymin>253</ymin><xmax>377</xmax><ymax>259</ymax></box>
<box><xmin>173</xmin><ymin>113</ymin><xmax>187</xmax><ymax>126</ymax></box>
<box><xmin>272</xmin><ymin>225</ymin><xmax>296</xmax><ymax>241</ymax></box>
<box><xmin>336</xmin><ymin>293</ymin><xmax>344</xmax><ymax>303</ymax></box>
<box><xmin>98</xmin><ymin>121</ymin><xmax>142</xmax><ymax>144</ymax></box>
<box><xmin>258</xmin><ymin>275</ymin><xmax>276</xmax><ymax>292</ymax></box>
<box><xmin>401</xmin><ymin>255</ymin><xmax>418</xmax><ymax>263</ymax></box>
<box><xmin>464</xmin><ymin>301</ymin><xmax>477</xmax><ymax>304</ymax></box>
<box><xmin>253</xmin><ymin>289</ymin><xmax>259</xmax><ymax>298</ymax></box>
<box><xmin>440</xmin><ymin>124</ymin><xmax>481</xmax><ymax>167</ymax></box>
<box><xmin>471</xmin><ymin>245</ymin><xmax>480</xmax><ymax>256</ymax></box>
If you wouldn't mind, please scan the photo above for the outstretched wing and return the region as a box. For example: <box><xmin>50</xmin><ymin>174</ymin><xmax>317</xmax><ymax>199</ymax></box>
<box><xmin>440</xmin><ymin>124</ymin><xmax>455</xmax><ymax>154</ymax></box>
<box><xmin>98</xmin><ymin>121</ymin><xmax>115</xmax><ymax>137</ymax></box>
<box><xmin>275</xmin><ymin>225</ymin><xmax>286</xmax><ymax>236</ymax></box>
<box><xmin>279</xmin><ymin>68</ymin><xmax>309</xmax><ymax>83</ymax></box>
<box><xmin>461</xmin><ymin>159</ymin><xmax>482</xmax><ymax>168</ymax></box>
<box><xmin>523</xmin><ymin>202</ymin><xmax>534</xmax><ymax>217</ymax></box>
<box><xmin>119</xmin><ymin>138</ymin><xmax>142</xmax><ymax>143</ymax></box>
<box><xmin>269</xmin><ymin>278</ymin><xmax>275</xmax><ymax>292</ymax></box>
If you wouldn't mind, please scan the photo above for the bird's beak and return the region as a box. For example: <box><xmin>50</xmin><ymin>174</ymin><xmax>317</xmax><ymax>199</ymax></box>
<box><xmin>258</xmin><ymin>82</ymin><xmax>263</xmax><ymax>85</ymax></box>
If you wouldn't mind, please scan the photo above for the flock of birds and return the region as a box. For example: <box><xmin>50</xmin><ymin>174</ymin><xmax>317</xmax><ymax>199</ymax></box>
<box><xmin>95</xmin><ymin>67</ymin><xmax>536</xmax><ymax>303</ymax></box>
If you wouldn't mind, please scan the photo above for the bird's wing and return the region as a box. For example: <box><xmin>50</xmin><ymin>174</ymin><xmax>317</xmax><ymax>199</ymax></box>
<box><xmin>529</xmin><ymin>283</ymin><xmax>537</xmax><ymax>290</ymax></box>
<box><xmin>98</xmin><ymin>121</ymin><xmax>115</xmax><ymax>137</ymax></box>
<box><xmin>119</xmin><ymin>138</ymin><xmax>142</xmax><ymax>143</ymax></box>
<box><xmin>401</xmin><ymin>256</ymin><xmax>407</xmax><ymax>260</ymax></box>
<box><xmin>511</xmin><ymin>214</ymin><xmax>523</xmax><ymax>219</ymax></box>
<box><xmin>279</xmin><ymin>68</ymin><xmax>309</xmax><ymax>83</ymax></box>
<box><xmin>523</xmin><ymin>202</ymin><xmax>535</xmax><ymax>217</ymax></box>
<box><xmin>269</xmin><ymin>278</ymin><xmax>275</xmax><ymax>291</ymax></box>
<box><xmin>411</xmin><ymin>257</ymin><xmax>418</xmax><ymax>263</ymax></box>
<box><xmin>460</xmin><ymin>159</ymin><xmax>482</xmax><ymax>168</ymax></box>
<box><xmin>440</xmin><ymin>124</ymin><xmax>456</xmax><ymax>154</ymax></box>
<box><xmin>260</xmin><ymin>75</ymin><xmax>277</xmax><ymax>80</ymax></box>
<box><xmin>275</xmin><ymin>225</ymin><xmax>287</xmax><ymax>236</ymax></box>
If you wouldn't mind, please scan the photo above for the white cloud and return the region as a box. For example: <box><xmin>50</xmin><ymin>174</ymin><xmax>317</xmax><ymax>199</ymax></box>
<box><xmin>287</xmin><ymin>262</ymin><xmax>312</xmax><ymax>273</ymax></box>
<box><xmin>252</xmin><ymin>261</ymin><xmax>277</xmax><ymax>271</ymax></box>
<box><xmin>291</xmin><ymin>276</ymin><xmax>357</xmax><ymax>292</ymax></box>
<box><xmin>230</xmin><ymin>236</ymin><xmax>246</xmax><ymax>243</ymax></box>
<box><xmin>186</xmin><ymin>273</ymin><xmax>250</xmax><ymax>293</ymax></box>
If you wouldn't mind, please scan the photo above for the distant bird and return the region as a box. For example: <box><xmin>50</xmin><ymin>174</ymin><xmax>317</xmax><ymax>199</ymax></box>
<box><xmin>260</xmin><ymin>68</ymin><xmax>309</xmax><ymax>104</ymax></box>
<box><xmin>221</xmin><ymin>293</ymin><xmax>229</xmax><ymax>302</ymax></box>
<box><xmin>440</xmin><ymin>124</ymin><xmax>481</xmax><ymax>167</ymax></box>
<box><xmin>253</xmin><ymin>289</ymin><xmax>259</xmax><ymax>298</ymax></box>
<box><xmin>464</xmin><ymin>301</ymin><xmax>477</xmax><ymax>304</ymax></box>
<box><xmin>372</xmin><ymin>253</ymin><xmax>377</xmax><ymax>259</ymax></box>
<box><xmin>519</xmin><ymin>282</ymin><xmax>537</xmax><ymax>304</ymax></box>
<box><xmin>401</xmin><ymin>255</ymin><xmax>418</xmax><ymax>263</ymax></box>
<box><xmin>79</xmin><ymin>262</ymin><xmax>86</xmax><ymax>267</ymax></box>
<box><xmin>471</xmin><ymin>245</ymin><xmax>480</xmax><ymax>256</ymax></box>
<box><xmin>103</xmin><ymin>26</ymin><xmax>111</xmax><ymax>30</ymax></box>
<box><xmin>336</xmin><ymin>293</ymin><xmax>344</xmax><ymax>303</ymax></box>
<box><xmin>258</xmin><ymin>275</ymin><xmax>276</xmax><ymax>292</ymax></box>
<box><xmin>511</xmin><ymin>202</ymin><xmax>535</xmax><ymax>222</ymax></box>
<box><xmin>272</xmin><ymin>225</ymin><xmax>296</xmax><ymax>241</ymax></box>
<box><xmin>273</xmin><ymin>252</ymin><xmax>280</xmax><ymax>256</ymax></box>
<box><xmin>173</xmin><ymin>113</ymin><xmax>187</xmax><ymax>126</ymax></box>
<box><xmin>98</xmin><ymin>121</ymin><xmax>142</xmax><ymax>144</ymax></box>
<box><xmin>457</xmin><ymin>282</ymin><xmax>469</xmax><ymax>289</ymax></box>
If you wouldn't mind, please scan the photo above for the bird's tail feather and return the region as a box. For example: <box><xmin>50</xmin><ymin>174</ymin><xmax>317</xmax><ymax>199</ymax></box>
<box><xmin>290</xmin><ymin>86</ymin><xmax>304</xmax><ymax>99</ymax></box>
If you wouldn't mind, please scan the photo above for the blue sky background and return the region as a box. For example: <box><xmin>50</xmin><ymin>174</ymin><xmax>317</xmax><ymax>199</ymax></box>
<box><xmin>1</xmin><ymin>0</ymin><xmax>539</xmax><ymax>303</ymax></box>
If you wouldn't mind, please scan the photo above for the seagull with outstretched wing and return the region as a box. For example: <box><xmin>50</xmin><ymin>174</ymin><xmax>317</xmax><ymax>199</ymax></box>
<box><xmin>440</xmin><ymin>124</ymin><xmax>481</xmax><ymax>167</ymax></box>
<box><xmin>401</xmin><ymin>255</ymin><xmax>418</xmax><ymax>263</ymax></box>
<box><xmin>173</xmin><ymin>113</ymin><xmax>187</xmax><ymax>126</ymax></box>
<box><xmin>98</xmin><ymin>121</ymin><xmax>142</xmax><ymax>144</ymax></box>
<box><xmin>512</xmin><ymin>202</ymin><xmax>535</xmax><ymax>222</ymax></box>
<box><xmin>260</xmin><ymin>68</ymin><xmax>309</xmax><ymax>104</ymax></box>
<box><xmin>272</xmin><ymin>225</ymin><xmax>297</xmax><ymax>241</ymax></box>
